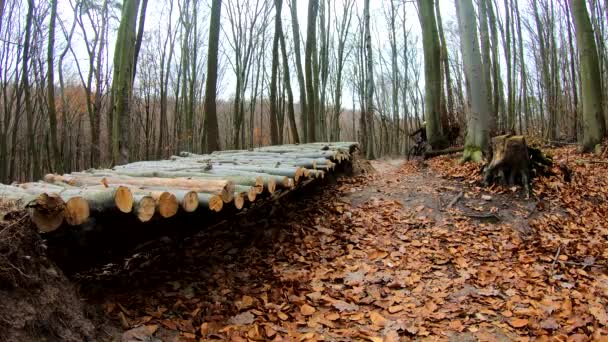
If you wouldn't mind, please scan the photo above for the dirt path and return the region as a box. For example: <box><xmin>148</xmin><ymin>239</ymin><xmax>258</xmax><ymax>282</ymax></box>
<box><xmin>80</xmin><ymin>155</ymin><xmax>608</xmax><ymax>341</ymax></box>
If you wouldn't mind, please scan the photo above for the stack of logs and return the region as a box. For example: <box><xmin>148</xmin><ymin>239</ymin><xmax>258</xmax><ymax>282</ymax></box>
<box><xmin>0</xmin><ymin>142</ymin><xmax>358</xmax><ymax>233</ymax></box>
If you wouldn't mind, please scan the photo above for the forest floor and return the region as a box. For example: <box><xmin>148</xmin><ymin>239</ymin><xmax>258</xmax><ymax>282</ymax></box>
<box><xmin>72</xmin><ymin>146</ymin><xmax>608</xmax><ymax>341</ymax></box>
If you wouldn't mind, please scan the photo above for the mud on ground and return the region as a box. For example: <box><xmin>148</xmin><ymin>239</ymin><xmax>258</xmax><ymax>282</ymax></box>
<box><xmin>0</xmin><ymin>210</ymin><xmax>96</xmax><ymax>342</ymax></box>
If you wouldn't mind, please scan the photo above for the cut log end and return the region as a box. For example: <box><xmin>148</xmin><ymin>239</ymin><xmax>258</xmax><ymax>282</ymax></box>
<box><xmin>208</xmin><ymin>195</ymin><xmax>223</xmax><ymax>212</ymax></box>
<box><xmin>181</xmin><ymin>190</ymin><xmax>199</xmax><ymax>212</ymax></box>
<box><xmin>254</xmin><ymin>176</ymin><xmax>264</xmax><ymax>194</ymax></box>
<box><xmin>157</xmin><ymin>192</ymin><xmax>179</xmax><ymax>218</ymax></box>
<box><xmin>115</xmin><ymin>186</ymin><xmax>134</xmax><ymax>213</ymax></box>
<box><xmin>29</xmin><ymin>193</ymin><xmax>65</xmax><ymax>233</ymax></box>
<box><xmin>246</xmin><ymin>188</ymin><xmax>257</xmax><ymax>202</ymax></box>
<box><xmin>234</xmin><ymin>193</ymin><xmax>245</xmax><ymax>210</ymax></box>
<box><xmin>64</xmin><ymin>197</ymin><xmax>90</xmax><ymax>226</ymax></box>
<box><xmin>134</xmin><ymin>195</ymin><xmax>156</xmax><ymax>222</ymax></box>
<box><xmin>267</xmin><ymin>178</ymin><xmax>277</xmax><ymax>194</ymax></box>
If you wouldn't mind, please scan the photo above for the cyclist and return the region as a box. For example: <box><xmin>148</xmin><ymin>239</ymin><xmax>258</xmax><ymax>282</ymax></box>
<box><xmin>407</xmin><ymin>122</ymin><xmax>429</xmax><ymax>159</ymax></box>
<box><xmin>409</xmin><ymin>121</ymin><xmax>427</xmax><ymax>145</ymax></box>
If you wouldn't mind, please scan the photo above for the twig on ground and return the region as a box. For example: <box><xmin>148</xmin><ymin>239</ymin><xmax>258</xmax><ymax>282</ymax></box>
<box><xmin>576</xmin><ymin>159</ymin><xmax>608</xmax><ymax>165</ymax></box>
<box><xmin>0</xmin><ymin>213</ymin><xmax>28</xmax><ymax>237</ymax></box>
<box><xmin>550</xmin><ymin>245</ymin><xmax>562</xmax><ymax>276</ymax></box>
<box><xmin>462</xmin><ymin>212</ymin><xmax>500</xmax><ymax>221</ymax></box>
<box><xmin>446</xmin><ymin>191</ymin><xmax>463</xmax><ymax>209</ymax></box>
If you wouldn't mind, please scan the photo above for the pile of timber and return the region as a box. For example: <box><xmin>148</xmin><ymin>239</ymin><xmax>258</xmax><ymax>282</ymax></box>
<box><xmin>0</xmin><ymin>142</ymin><xmax>358</xmax><ymax>233</ymax></box>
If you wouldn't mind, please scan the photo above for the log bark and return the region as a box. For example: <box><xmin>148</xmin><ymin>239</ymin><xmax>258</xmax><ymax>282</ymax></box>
<box><xmin>55</xmin><ymin>186</ymin><xmax>134</xmax><ymax>214</ymax></box>
<box><xmin>45</xmin><ymin>174</ymin><xmax>234</xmax><ymax>203</ymax></box>
<box><xmin>89</xmin><ymin>169</ymin><xmax>265</xmax><ymax>194</ymax></box>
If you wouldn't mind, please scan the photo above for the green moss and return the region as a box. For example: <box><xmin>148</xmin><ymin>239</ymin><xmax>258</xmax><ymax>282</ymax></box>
<box><xmin>460</xmin><ymin>146</ymin><xmax>484</xmax><ymax>164</ymax></box>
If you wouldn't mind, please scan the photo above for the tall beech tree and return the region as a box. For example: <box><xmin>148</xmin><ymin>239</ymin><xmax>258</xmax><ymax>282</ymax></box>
<box><xmin>570</xmin><ymin>0</ymin><xmax>606</xmax><ymax>151</ymax></box>
<box><xmin>456</xmin><ymin>0</ymin><xmax>490</xmax><ymax>162</ymax></box>
<box><xmin>203</xmin><ymin>0</ymin><xmax>222</xmax><ymax>152</ymax></box>
<box><xmin>417</xmin><ymin>0</ymin><xmax>446</xmax><ymax>150</ymax></box>
<box><xmin>110</xmin><ymin>0</ymin><xmax>142</xmax><ymax>164</ymax></box>
<box><xmin>304</xmin><ymin>0</ymin><xmax>319</xmax><ymax>142</ymax></box>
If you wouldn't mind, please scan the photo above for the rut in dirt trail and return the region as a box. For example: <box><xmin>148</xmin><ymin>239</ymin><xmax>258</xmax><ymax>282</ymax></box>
<box><xmin>81</xmin><ymin>155</ymin><xmax>608</xmax><ymax>341</ymax></box>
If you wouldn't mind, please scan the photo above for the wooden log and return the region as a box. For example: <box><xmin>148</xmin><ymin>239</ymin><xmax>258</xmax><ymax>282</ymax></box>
<box><xmin>167</xmin><ymin>189</ymin><xmax>199</xmax><ymax>212</ymax></box>
<box><xmin>207</xmin><ymin>165</ymin><xmax>304</xmax><ymax>182</ymax></box>
<box><xmin>148</xmin><ymin>191</ymin><xmax>178</xmax><ymax>218</ymax></box>
<box><xmin>56</xmin><ymin>186</ymin><xmax>134</xmax><ymax>214</ymax></box>
<box><xmin>0</xmin><ymin>184</ymin><xmax>37</xmax><ymax>204</ymax></box>
<box><xmin>423</xmin><ymin>147</ymin><xmax>464</xmax><ymax>159</ymax></box>
<box><xmin>128</xmin><ymin>189</ymin><xmax>179</xmax><ymax>218</ymax></box>
<box><xmin>45</xmin><ymin>174</ymin><xmax>234</xmax><ymax>203</ymax></box>
<box><xmin>64</xmin><ymin>197</ymin><xmax>89</xmax><ymax>226</ymax></box>
<box><xmin>132</xmin><ymin>195</ymin><xmax>156</xmax><ymax>222</ymax></box>
<box><xmin>235</xmin><ymin>185</ymin><xmax>257</xmax><ymax>202</ymax></box>
<box><xmin>173</xmin><ymin>155</ymin><xmax>335</xmax><ymax>169</ymax></box>
<box><xmin>90</xmin><ymin>169</ymin><xmax>265</xmax><ymax>194</ymax></box>
<box><xmin>233</xmin><ymin>192</ymin><xmax>245</xmax><ymax>210</ymax></box>
<box><xmin>112</xmin><ymin>163</ymin><xmax>304</xmax><ymax>183</ymax></box>
<box><xmin>197</xmin><ymin>193</ymin><xmax>223</xmax><ymax>212</ymax></box>
<box><xmin>26</xmin><ymin>193</ymin><xmax>65</xmax><ymax>233</ymax></box>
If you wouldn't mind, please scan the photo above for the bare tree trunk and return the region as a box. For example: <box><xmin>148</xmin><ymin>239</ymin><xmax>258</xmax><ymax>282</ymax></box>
<box><xmin>47</xmin><ymin>0</ymin><xmax>62</xmax><ymax>173</ymax></box>
<box><xmin>479</xmin><ymin>0</ymin><xmax>495</xmax><ymax>134</ymax></box>
<box><xmin>111</xmin><ymin>0</ymin><xmax>141</xmax><ymax>164</ymax></box>
<box><xmin>132</xmin><ymin>0</ymin><xmax>149</xmax><ymax>83</ymax></box>
<box><xmin>278</xmin><ymin>9</ymin><xmax>299</xmax><ymax>143</ymax></box>
<box><xmin>513</xmin><ymin>0</ymin><xmax>528</xmax><ymax>135</ymax></box>
<box><xmin>304</xmin><ymin>0</ymin><xmax>318</xmax><ymax>142</ymax></box>
<box><xmin>269</xmin><ymin>0</ymin><xmax>281</xmax><ymax>145</ymax></box>
<box><xmin>288</xmin><ymin>0</ymin><xmax>308</xmax><ymax>142</ymax></box>
<box><xmin>418</xmin><ymin>0</ymin><xmax>446</xmax><ymax>149</ymax></box>
<box><xmin>435</xmin><ymin>1</ymin><xmax>454</xmax><ymax>130</ymax></box>
<box><xmin>23</xmin><ymin>0</ymin><xmax>40</xmax><ymax>180</ymax></box>
<box><xmin>364</xmin><ymin>0</ymin><xmax>375</xmax><ymax>159</ymax></box>
<box><xmin>456</xmin><ymin>0</ymin><xmax>490</xmax><ymax>162</ymax></box>
<box><xmin>203</xmin><ymin>0</ymin><xmax>222</xmax><ymax>152</ymax></box>
<box><xmin>570</xmin><ymin>0</ymin><xmax>606</xmax><ymax>150</ymax></box>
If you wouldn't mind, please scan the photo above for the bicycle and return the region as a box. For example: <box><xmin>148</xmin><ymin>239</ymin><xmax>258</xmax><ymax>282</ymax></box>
<box><xmin>407</xmin><ymin>138</ymin><xmax>429</xmax><ymax>160</ymax></box>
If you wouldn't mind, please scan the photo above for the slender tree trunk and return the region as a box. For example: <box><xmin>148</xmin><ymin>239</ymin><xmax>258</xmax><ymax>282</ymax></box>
<box><xmin>418</xmin><ymin>0</ymin><xmax>446</xmax><ymax>149</ymax></box>
<box><xmin>269</xmin><ymin>0</ymin><xmax>281</xmax><ymax>145</ymax></box>
<box><xmin>487</xmin><ymin>1</ymin><xmax>503</xmax><ymax>129</ymax></box>
<box><xmin>364</xmin><ymin>0</ymin><xmax>375</xmax><ymax>159</ymax></box>
<box><xmin>203</xmin><ymin>0</ymin><xmax>222</xmax><ymax>152</ymax></box>
<box><xmin>23</xmin><ymin>0</ymin><xmax>40</xmax><ymax>180</ymax></box>
<box><xmin>479</xmin><ymin>0</ymin><xmax>495</xmax><ymax>134</ymax></box>
<box><xmin>456</xmin><ymin>0</ymin><xmax>490</xmax><ymax>162</ymax></box>
<box><xmin>111</xmin><ymin>0</ymin><xmax>141</xmax><ymax>164</ymax></box>
<box><xmin>435</xmin><ymin>1</ymin><xmax>454</xmax><ymax>128</ymax></box>
<box><xmin>289</xmin><ymin>0</ymin><xmax>308</xmax><ymax>142</ymax></box>
<box><xmin>47</xmin><ymin>0</ymin><xmax>62</xmax><ymax>173</ymax></box>
<box><xmin>570</xmin><ymin>0</ymin><xmax>606</xmax><ymax>150</ymax></box>
<box><xmin>278</xmin><ymin>11</ymin><xmax>299</xmax><ymax>143</ymax></box>
<box><xmin>513</xmin><ymin>0</ymin><xmax>528</xmax><ymax>134</ymax></box>
<box><xmin>304</xmin><ymin>0</ymin><xmax>318</xmax><ymax>142</ymax></box>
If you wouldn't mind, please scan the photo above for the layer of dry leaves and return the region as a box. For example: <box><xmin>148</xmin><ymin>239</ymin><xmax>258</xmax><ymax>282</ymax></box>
<box><xmin>80</xmin><ymin>146</ymin><xmax>607</xmax><ymax>341</ymax></box>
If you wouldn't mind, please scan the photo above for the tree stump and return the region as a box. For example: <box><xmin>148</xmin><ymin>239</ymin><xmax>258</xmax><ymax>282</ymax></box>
<box><xmin>483</xmin><ymin>135</ymin><xmax>532</xmax><ymax>193</ymax></box>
